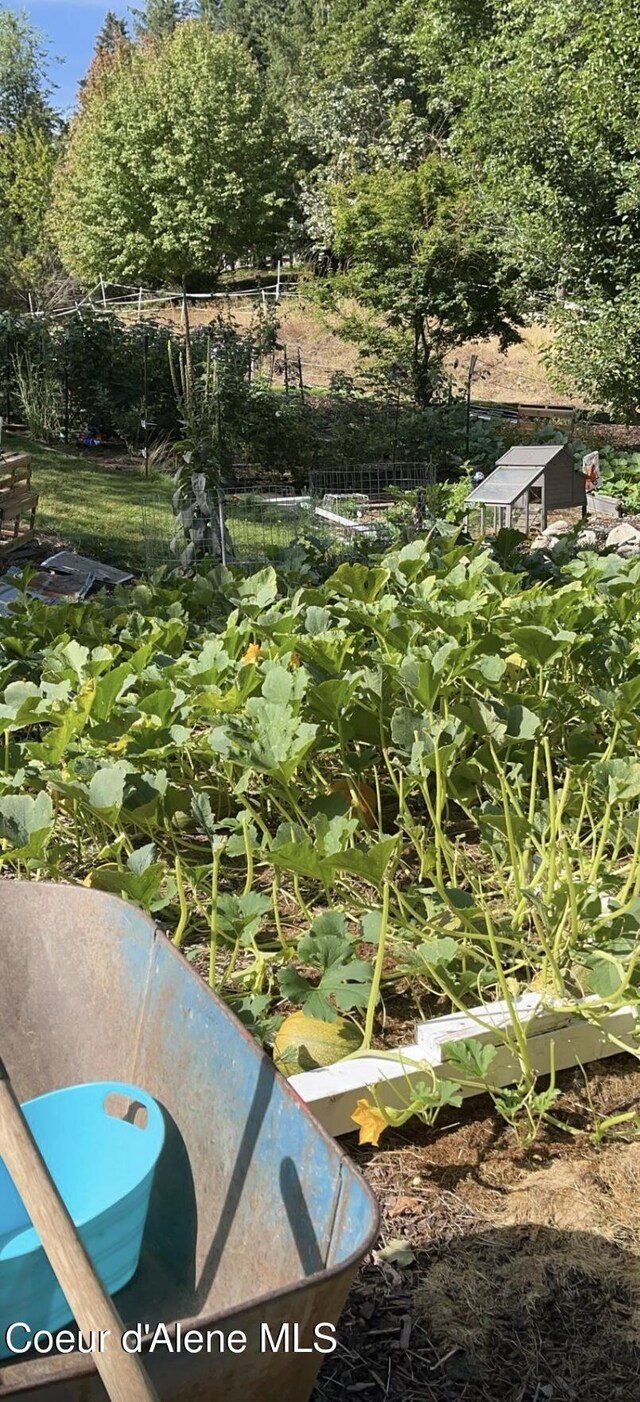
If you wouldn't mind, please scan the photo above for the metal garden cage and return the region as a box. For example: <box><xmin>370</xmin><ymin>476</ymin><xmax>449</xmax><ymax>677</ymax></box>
<box><xmin>308</xmin><ymin>460</ymin><xmax>436</xmax><ymax>499</ymax></box>
<box><xmin>141</xmin><ymin>486</ymin><xmax>318</xmax><ymax>573</ymax></box>
<box><xmin>223</xmin><ymin>486</ymin><xmax>313</xmax><ymax>563</ymax></box>
<box><xmin>140</xmin><ymin>465</ymin><xmax>434</xmax><ymax>575</ymax></box>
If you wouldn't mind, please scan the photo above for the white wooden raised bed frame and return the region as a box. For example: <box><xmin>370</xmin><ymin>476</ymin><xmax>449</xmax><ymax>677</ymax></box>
<box><xmin>290</xmin><ymin>993</ymin><xmax>638</xmax><ymax>1137</ymax></box>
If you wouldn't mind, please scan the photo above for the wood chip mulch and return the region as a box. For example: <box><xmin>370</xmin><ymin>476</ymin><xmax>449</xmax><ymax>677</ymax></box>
<box><xmin>313</xmin><ymin>1054</ymin><xmax>640</xmax><ymax>1402</ymax></box>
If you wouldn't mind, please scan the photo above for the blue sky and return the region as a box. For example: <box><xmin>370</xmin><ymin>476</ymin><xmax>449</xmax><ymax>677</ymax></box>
<box><xmin>25</xmin><ymin>0</ymin><xmax>120</xmax><ymax>114</ymax></box>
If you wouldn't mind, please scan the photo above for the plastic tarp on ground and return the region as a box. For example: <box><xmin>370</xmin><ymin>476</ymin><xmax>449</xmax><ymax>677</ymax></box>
<box><xmin>464</xmin><ymin>464</ymin><xmax>543</xmax><ymax>506</ymax></box>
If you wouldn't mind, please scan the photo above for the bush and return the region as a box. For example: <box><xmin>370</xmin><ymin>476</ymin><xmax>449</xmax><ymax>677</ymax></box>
<box><xmin>0</xmin><ymin>305</ymin><xmax>504</xmax><ymax>479</ymax></box>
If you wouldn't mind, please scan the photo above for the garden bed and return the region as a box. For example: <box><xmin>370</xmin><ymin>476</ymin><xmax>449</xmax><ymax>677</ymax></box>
<box><xmin>2</xmin><ymin>434</ymin><xmax>640</xmax><ymax>1396</ymax></box>
<box><xmin>1</xmin><ymin>500</ymin><xmax>640</xmax><ymax>1145</ymax></box>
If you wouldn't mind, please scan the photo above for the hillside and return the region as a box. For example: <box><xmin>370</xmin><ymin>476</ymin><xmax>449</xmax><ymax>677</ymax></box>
<box><xmin>147</xmin><ymin>294</ymin><xmax>570</xmax><ymax>405</ymax></box>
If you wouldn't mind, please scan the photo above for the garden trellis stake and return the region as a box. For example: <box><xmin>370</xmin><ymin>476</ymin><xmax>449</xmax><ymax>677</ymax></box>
<box><xmin>143</xmin><ymin>333</ymin><xmax>150</xmax><ymax>478</ymax></box>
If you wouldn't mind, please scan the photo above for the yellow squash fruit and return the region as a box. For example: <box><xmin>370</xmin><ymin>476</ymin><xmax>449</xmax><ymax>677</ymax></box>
<box><xmin>329</xmin><ymin>777</ymin><xmax>378</xmax><ymax>828</ymax></box>
<box><xmin>273</xmin><ymin>1010</ymin><xmax>362</xmax><ymax>1076</ymax></box>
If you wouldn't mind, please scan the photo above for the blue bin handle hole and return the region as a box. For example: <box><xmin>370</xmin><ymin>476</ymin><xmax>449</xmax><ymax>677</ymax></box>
<box><xmin>103</xmin><ymin>1090</ymin><xmax>149</xmax><ymax>1129</ymax></box>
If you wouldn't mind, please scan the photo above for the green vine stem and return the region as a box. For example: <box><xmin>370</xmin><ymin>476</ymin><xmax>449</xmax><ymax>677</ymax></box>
<box><xmin>362</xmin><ymin>878</ymin><xmax>390</xmax><ymax>1052</ymax></box>
<box><xmin>208</xmin><ymin>844</ymin><xmax>223</xmax><ymax>989</ymax></box>
<box><xmin>172</xmin><ymin>851</ymin><xmax>189</xmax><ymax>948</ymax></box>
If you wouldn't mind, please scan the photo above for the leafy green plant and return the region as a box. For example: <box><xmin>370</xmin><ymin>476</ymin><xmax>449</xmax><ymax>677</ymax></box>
<box><xmin>12</xmin><ymin>348</ymin><xmax>60</xmax><ymax>440</ymax></box>
<box><xmin>1</xmin><ymin>522</ymin><xmax>640</xmax><ymax>1147</ymax></box>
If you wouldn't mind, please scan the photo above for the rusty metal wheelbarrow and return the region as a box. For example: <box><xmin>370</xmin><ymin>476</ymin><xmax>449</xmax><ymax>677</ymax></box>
<box><xmin>0</xmin><ymin>883</ymin><xmax>379</xmax><ymax>1401</ymax></box>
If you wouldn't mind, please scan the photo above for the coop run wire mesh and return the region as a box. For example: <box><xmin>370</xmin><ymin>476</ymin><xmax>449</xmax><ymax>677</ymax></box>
<box><xmin>140</xmin><ymin>464</ymin><xmax>434</xmax><ymax>574</ymax></box>
<box><xmin>308</xmin><ymin>461</ymin><xmax>436</xmax><ymax>499</ymax></box>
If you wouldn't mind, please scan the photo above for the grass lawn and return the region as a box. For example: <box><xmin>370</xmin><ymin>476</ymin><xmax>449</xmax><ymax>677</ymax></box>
<box><xmin>6</xmin><ymin>434</ymin><xmax>174</xmax><ymax>571</ymax></box>
<box><xmin>4</xmin><ymin>434</ymin><xmax>334</xmax><ymax>574</ymax></box>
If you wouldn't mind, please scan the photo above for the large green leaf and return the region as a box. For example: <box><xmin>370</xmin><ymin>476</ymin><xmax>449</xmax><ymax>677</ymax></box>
<box><xmin>453</xmin><ymin>697</ymin><xmax>507</xmax><ymax>742</ymax></box>
<box><xmin>0</xmin><ymin>791</ymin><xmax>53</xmax><ymax>856</ymax></box>
<box><xmin>509</xmin><ymin>626</ymin><xmax>576</xmax><ymax>668</ymax></box>
<box><xmin>330</xmin><ymin>836</ymin><xmax>398</xmax><ymax>886</ymax></box>
<box><xmin>594</xmin><ymin>759</ymin><xmax>640</xmax><ymax>804</ymax></box>
<box><xmin>270</xmin><ymin>838</ymin><xmax>335</xmax><ymax>884</ymax></box>
<box><xmin>327</xmin><ymin>562</ymin><xmax>391</xmax><ymax>603</ymax></box>
<box><xmin>88</xmin><ymin>762</ymin><xmax>129</xmax><ymax>814</ymax></box>
<box><xmin>92</xmin><ymin>662</ymin><xmax>136</xmax><ymax>723</ymax></box>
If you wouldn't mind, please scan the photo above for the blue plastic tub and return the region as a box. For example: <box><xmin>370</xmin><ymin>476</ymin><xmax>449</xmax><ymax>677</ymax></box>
<box><xmin>0</xmin><ymin>884</ymin><xmax>379</xmax><ymax>1402</ymax></box>
<box><xmin>0</xmin><ymin>1080</ymin><xmax>165</xmax><ymax>1358</ymax></box>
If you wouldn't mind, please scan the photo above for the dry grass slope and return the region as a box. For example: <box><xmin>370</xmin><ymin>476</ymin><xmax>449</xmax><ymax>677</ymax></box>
<box><xmin>142</xmin><ymin>295</ymin><xmax>569</xmax><ymax>403</ymax></box>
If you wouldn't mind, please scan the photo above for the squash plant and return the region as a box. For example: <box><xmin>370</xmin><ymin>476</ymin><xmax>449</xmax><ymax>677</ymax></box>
<box><xmin>1</xmin><ymin>531</ymin><xmax>640</xmax><ymax>1143</ymax></box>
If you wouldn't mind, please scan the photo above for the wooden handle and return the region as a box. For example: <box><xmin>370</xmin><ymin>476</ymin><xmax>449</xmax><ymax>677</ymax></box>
<box><xmin>0</xmin><ymin>1059</ymin><xmax>159</xmax><ymax>1402</ymax></box>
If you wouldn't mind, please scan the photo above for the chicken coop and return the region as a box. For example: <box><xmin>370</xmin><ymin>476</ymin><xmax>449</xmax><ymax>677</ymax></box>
<box><xmin>464</xmin><ymin>444</ymin><xmax>586</xmax><ymax>535</ymax></box>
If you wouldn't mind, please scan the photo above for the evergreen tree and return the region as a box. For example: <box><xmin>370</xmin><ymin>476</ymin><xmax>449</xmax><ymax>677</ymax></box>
<box><xmin>131</xmin><ymin>0</ymin><xmax>187</xmax><ymax>41</ymax></box>
<box><xmin>217</xmin><ymin>0</ymin><xmax>318</xmax><ymax>72</ymax></box>
<box><xmin>79</xmin><ymin>10</ymin><xmax>130</xmax><ymax>106</ymax></box>
<box><xmin>196</xmin><ymin>0</ymin><xmax>225</xmax><ymax>30</ymax></box>
<box><xmin>96</xmin><ymin>12</ymin><xmax>130</xmax><ymax>55</ymax></box>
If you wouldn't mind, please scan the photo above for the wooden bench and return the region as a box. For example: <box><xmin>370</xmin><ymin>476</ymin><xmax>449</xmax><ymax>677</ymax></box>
<box><xmin>0</xmin><ymin>454</ymin><xmax>38</xmax><ymax>559</ymax></box>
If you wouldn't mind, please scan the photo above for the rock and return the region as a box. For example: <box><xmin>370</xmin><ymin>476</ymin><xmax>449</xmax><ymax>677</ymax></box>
<box><xmin>531</xmin><ymin>535</ymin><xmax>559</xmax><ymax>552</ymax></box>
<box><xmin>577</xmin><ymin>530</ymin><xmax>598</xmax><ymax>549</ymax></box>
<box><xmin>606</xmin><ymin>522</ymin><xmax>640</xmax><ymax>549</ymax></box>
<box><xmin>618</xmin><ymin>543</ymin><xmax>640</xmax><ymax>558</ymax></box>
<box><xmin>542</xmin><ymin>520</ymin><xmax>570</xmax><ymax>535</ymax></box>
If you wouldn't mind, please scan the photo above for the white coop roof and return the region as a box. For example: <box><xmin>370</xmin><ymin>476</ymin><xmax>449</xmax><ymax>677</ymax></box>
<box><xmin>495</xmin><ymin>445</ymin><xmax>569</xmax><ymax>468</ymax></box>
<box><xmin>465</xmin><ymin>465</ymin><xmax>544</xmax><ymax>506</ymax></box>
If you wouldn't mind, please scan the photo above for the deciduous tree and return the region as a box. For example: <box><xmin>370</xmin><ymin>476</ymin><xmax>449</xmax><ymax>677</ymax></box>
<box><xmin>51</xmin><ymin>22</ymin><xmax>294</xmax><ymax>286</ymax></box>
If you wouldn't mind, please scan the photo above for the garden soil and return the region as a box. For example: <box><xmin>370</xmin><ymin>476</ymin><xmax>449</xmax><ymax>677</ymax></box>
<box><xmin>313</xmin><ymin>1054</ymin><xmax>640</xmax><ymax>1402</ymax></box>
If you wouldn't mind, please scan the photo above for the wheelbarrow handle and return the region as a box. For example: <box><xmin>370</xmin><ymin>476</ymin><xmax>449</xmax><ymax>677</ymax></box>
<box><xmin>0</xmin><ymin>1057</ymin><xmax>160</xmax><ymax>1402</ymax></box>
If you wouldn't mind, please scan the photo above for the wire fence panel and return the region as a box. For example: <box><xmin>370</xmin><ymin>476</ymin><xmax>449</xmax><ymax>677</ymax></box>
<box><xmin>140</xmin><ymin>494</ymin><xmax>175</xmax><ymax>573</ymax></box>
<box><xmin>308</xmin><ymin>461</ymin><xmax>436</xmax><ymax>498</ymax></box>
<box><xmin>224</xmin><ymin>489</ymin><xmax>315</xmax><ymax>565</ymax></box>
<box><xmin>139</xmin><ymin>458</ymin><xmax>444</xmax><ymax>574</ymax></box>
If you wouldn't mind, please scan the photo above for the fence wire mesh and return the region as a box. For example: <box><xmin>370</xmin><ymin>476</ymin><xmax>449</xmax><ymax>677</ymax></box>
<box><xmin>223</xmin><ymin>488</ymin><xmax>314</xmax><ymax>564</ymax></box>
<box><xmin>140</xmin><ymin>465</ymin><xmax>432</xmax><ymax>574</ymax></box>
<box><xmin>308</xmin><ymin>461</ymin><xmax>436</xmax><ymax>499</ymax></box>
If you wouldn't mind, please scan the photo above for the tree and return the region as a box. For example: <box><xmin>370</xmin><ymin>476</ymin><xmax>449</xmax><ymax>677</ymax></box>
<box><xmin>50</xmin><ymin>22</ymin><xmax>295</xmax><ymax>286</ymax></box>
<box><xmin>96</xmin><ymin>12</ymin><xmax>130</xmax><ymax>54</ymax></box>
<box><xmin>441</xmin><ymin>0</ymin><xmax>640</xmax><ymax>411</ymax></box>
<box><xmin>280</xmin><ymin>0</ymin><xmax>640</xmax><ymax>414</ymax></box>
<box><xmin>271</xmin><ymin>0</ymin><xmax>520</xmax><ymax>399</ymax></box>
<box><xmin>131</xmin><ymin>0</ymin><xmax>188</xmax><ymax>40</ymax></box>
<box><xmin>0</xmin><ymin>11</ymin><xmax>61</xmax><ymax>304</ymax></box>
<box><xmin>323</xmin><ymin>157</ymin><xmax>521</xmax><ymax>403</ymax></box>
<box><xmin>0</xmin><ymin>118</ymin><xmax>60</xmax><ymax>296</ymax></box>
<box><xmin>216</xmin><ymin>0</ymin><xmax>318</xmax><ymax>72</ymax></box>
<box><xmin>195</xmin><ymin>0</ymin><xmax>225</xmax><ymax>31</ymax></box>
<box><xmin>0</xmin><ymin>9</ymin><xmax>53</xmax><ymax>134</ymax></box>
<box><xmin>79</xmin><ymin>11</ymin><xmax>130</xmax><ymax>106</ymax></box>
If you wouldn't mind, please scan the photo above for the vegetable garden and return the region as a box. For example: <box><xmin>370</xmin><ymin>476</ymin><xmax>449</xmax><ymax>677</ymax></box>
<box><xmin>2</xmin><ymin>526</ymin><xmax>640</xmax><ymax>1146</ymax></box>
<box><xmin>0</xmin><ymin>307</ymin><xmax>482</xmax><ymax>477</ymax></box>
<box><xmin>6</xmin><ymin>0</ymin><xmax>640</xmax><ymax>1390</ymax></box>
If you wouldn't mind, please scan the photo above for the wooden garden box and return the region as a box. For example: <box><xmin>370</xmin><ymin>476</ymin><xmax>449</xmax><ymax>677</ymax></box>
<box><xmin>0</xmin><ymin>454</ymin><xmax>38</xmax><ymax>559</ymax></box>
